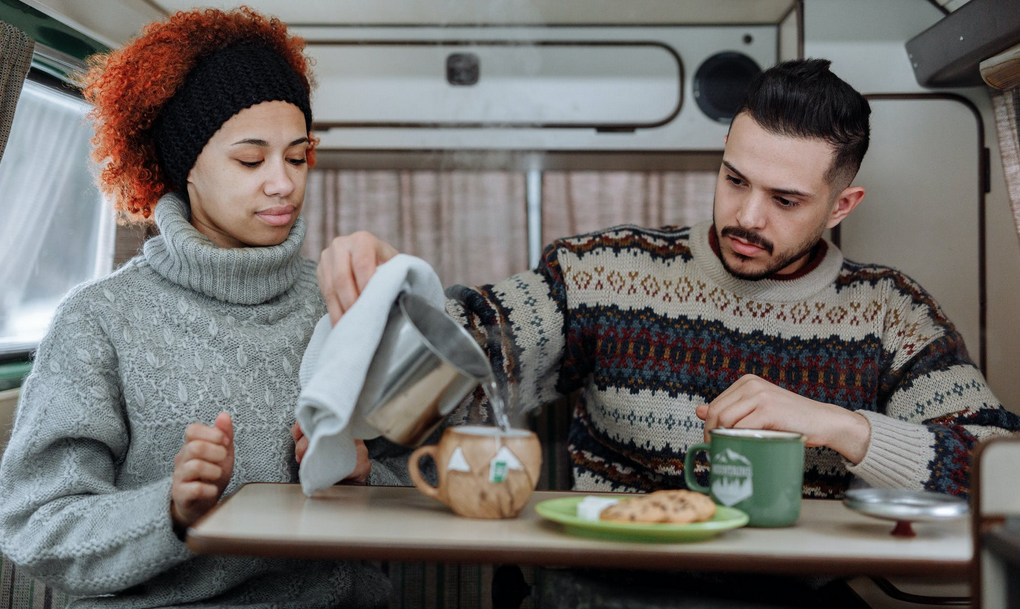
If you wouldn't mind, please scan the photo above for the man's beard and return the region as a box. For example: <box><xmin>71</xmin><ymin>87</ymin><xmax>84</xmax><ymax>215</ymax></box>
<box><xmin>716</xmin><ymin>224</ymin><xmax>822</xmax><ymax>281</ymax></box>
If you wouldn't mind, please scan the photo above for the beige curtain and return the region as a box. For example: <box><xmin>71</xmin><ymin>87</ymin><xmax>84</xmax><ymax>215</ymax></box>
<box><xmin>302</xmin><ymin>170</ymin><xmax>529</xmax><ymax>287</ymax></box>
<box><xmin>0</xmin><ymin>21</ymin><xmax>34</xmax><ymax>162</ymax></box>
<box><xmin>302</xmin><ymin>169</ymin><xmax>719</xmax><ymax>287</ymax></box>
<box><xmin>991</xmin><ymin>89</ymin><xmax>1020</xmax><ymax>247</ymax></box>
<box><xmin>542</xmin><ymin>171</ymin><xmax>718</xmax><ymax>243</ymax></box>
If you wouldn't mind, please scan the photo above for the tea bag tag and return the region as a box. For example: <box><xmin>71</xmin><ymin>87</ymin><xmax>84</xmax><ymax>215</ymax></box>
<box><xmin>490</xmin><ymin>460</ymin><xmax>508</xmax><ymax>483</ymax></box>
<box><xmin>488</xmin><ymin>446</ymin><xmax>523</xmax><ymax>483</ymax></box>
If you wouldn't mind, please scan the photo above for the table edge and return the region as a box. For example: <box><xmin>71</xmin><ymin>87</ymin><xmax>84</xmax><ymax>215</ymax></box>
<box><xmin>186</xmin><ymin>530</ymin><xmax>970</xmax><ymax>576</ymax></box>
<box><xmin>186</xmin><ymin>483</ymin><xmax>972</xmax><ymax>576</ymax></box>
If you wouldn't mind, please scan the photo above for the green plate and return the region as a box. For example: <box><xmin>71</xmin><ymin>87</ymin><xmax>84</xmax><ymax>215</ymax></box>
<box><xmin>535</xmin><ymin>496</ymin><xmax>749</xmax><ymax>543</ymax></box>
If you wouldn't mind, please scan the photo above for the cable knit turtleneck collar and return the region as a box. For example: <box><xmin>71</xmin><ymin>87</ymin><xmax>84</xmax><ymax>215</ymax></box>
<box><xmin>143</xmin><ymin>193</ymin><xmax>306</xmax><ymax>305</ymax></box>
<box><xmin>690</xmin><ymin>220</ymin><xmax>844</xmax><ymax>303</ymax></box>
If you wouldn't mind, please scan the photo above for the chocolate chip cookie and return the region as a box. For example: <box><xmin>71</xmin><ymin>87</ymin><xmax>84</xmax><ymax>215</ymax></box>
<box><xmin>599</xmin><ymin>490</ymin><xmax>716</xmax><ymax>524</ymax></box>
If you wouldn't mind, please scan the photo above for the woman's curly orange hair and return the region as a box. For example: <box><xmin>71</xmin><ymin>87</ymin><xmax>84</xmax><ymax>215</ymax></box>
<box><xmin>83</xmin><ymin>6</ymin><xmax>317</xmax><ymax>223</ymax></box>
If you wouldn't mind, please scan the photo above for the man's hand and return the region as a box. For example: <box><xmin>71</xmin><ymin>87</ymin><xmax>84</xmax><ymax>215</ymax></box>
<box><xmin>291</xmin><ymin>422</ymin><xmax>371</xmax><ymax>485</ymax></box>
<box><xmin>171</xmin><ymin>412</ymin><xmax>234</xmax><ymax>532</ymax></box>
<box><xmin>317</xmin><ymin>232</ymin><xmax>399</xmax><ymax>326</ymax></box>
<box><xmin>696</xmin><ymin>374</ymin><xmax>871</xmax><ymax>464</ymax></box>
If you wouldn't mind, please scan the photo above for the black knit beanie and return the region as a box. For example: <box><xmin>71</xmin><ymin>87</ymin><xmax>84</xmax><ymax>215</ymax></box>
<box><xmin>155</xmin><ymin>41</ymin><xmax>313</xmax><ymax>190</ymax></box>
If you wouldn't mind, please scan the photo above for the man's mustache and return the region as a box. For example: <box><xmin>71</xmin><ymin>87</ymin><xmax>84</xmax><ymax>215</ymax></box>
<box><xmin>720</xmin><ymin>226</ymin><xmax>774</xmax><ymax>255</ymax></box>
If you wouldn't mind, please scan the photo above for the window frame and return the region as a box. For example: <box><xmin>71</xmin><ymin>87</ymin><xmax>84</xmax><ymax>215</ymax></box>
<box><xmin>0</xmin><ymin>67</ymin><xmax>115</xmax><ymax>361</ymax></box>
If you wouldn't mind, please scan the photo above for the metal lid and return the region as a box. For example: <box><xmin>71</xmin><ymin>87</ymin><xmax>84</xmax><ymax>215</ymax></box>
<box><xmin>844</xmin><ymin>488</ymin><xmax>969</xmax><ymax>522</ymax></box>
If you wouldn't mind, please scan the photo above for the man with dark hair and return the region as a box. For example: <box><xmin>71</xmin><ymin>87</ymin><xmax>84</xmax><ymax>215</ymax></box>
<box><xmin>734</xmin><ymin>58</ymin><xmax>871</xmax><ymax>191</ymax></box>
<box><xmin>318</xmin><ymin>59</ymin><xmax>1019</xmax><ymax>500</ymax></box>
<box><xmin>719</xmin><ymin>58</ymin><xmax>870</xmax><ymax>282</ymax></box>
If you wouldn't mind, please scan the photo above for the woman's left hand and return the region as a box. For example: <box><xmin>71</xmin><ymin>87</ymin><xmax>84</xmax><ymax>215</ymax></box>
<box><xmin>291</xmin><ymin>421</ymin><xmax>310</xmax><ymax>463</ymax></box>
<box><xmin>345</xmin><ymin>439</ymin><xmax>372</xmax><ymax>485</ymax></box>
<box><xmin>291</xmin><ymin>422</ymin><xmax>372</xmax><ymax>484</ymax></box>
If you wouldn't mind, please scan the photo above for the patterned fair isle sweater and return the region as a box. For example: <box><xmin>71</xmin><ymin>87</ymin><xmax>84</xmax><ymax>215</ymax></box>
<box><xmin>446</xmin><ymin>221</ymin><xmax>1020</xmax><ymax>498</ymax></box>
<box><xmin>0</xmin><ymin>194</ymin><xmax>399</xmax><ymax>608</ymax></box>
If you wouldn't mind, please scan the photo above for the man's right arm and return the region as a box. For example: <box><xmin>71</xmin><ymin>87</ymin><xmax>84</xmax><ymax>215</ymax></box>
<box><xmin>318</xmin><ymin>233</ymin><xmax>581</xmax><ymax>423</ymax></box>
<box><xmin>317</xmin><ymin>231</ymin><xmax>400</xmax><ymax>326</ymax></box>
<box><xmin>846</xmin><ymin>274</ymin><xmax>1020</xmax><ymax>498</ymax></box>
<box><xmin>442</xmin><ymin>250</ymin><xmax>574</xmax><ymax>424</ymax></box>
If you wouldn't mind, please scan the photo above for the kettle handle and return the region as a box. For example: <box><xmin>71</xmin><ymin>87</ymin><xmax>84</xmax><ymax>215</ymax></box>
<box><xmin>684</xmin><ymin>443</ymin><xmax>712</xmax><ymax>494</ymax></box>
<box><xmin>408</xmin><ymin>445</ymin><xmax>441</xmax><ymax>501</ymax></box>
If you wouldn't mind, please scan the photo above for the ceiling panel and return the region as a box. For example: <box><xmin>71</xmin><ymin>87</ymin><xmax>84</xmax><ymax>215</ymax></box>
<box><xmin>149</xmin><ymin>0</ymin><xmax>796</xmax><ymax>26</ymax></box>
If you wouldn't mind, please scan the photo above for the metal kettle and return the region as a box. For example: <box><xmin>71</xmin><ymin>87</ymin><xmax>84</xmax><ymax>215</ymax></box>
<box><xmin>358</xmin><ymin>292</ymin><xmax>493</xmax><ymax>446</ymax></box>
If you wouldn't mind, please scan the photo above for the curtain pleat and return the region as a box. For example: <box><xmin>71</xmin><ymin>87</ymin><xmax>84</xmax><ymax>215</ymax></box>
<box><xmin>302</xmin><ymin>168</ymin><xmax>719</xmax><ymax>288</ymax></box>
<box><xmin>991</xmin><ymin>88</ymin><xmax>1020</xmax><ymax>248</ymax></box>
<box><xmin>303</xmin><ymin>170</ymin><xmax>529</xmax><ymax>288</ymax></box>
<box><xmin>542</xmin><ymin>170</ymin><xmax>717</xmax><ymax>243</ymax></box>
<box><xmin>0</xmin><ymin>21</ymin><xmax>35</xmax><ymax>162</ymax></box>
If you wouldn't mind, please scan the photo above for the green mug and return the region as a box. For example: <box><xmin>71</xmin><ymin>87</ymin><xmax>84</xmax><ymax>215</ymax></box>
<box><xmin>684</xmin><ymin>429</ymin><xmax>806</xmax><ymax>527</ymax></box>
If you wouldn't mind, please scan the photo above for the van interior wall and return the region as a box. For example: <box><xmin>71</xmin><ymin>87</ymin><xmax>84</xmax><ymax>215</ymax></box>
<box><xmin>805</xmin><ymin>0</ymin><xmax>1020</xmax><ymax>414</ymax></box>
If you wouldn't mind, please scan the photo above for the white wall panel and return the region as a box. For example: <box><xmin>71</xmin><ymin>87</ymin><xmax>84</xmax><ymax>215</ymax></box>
<box><xmin>840</xmin><ymin>97</ymin><xmax>982</xmax><ymax>364</ymax></box>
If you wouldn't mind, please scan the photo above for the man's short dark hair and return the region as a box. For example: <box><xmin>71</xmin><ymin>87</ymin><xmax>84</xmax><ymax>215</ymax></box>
<box><xmin>733</xmin><ymin>58</ymin><xmax>871</xmax><ymax>191</ymax></box>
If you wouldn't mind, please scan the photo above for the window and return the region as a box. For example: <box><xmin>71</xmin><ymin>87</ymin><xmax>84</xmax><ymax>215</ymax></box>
<box><xmin>0</xmin><ymin>75</ymin><xmax>114</xmax><ymax>357</ymax></box>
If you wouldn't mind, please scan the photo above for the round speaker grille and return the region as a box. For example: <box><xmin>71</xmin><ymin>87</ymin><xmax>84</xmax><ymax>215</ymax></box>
<box><xmin>694</xmin><ymin>52</ymin><xmax>762</xmax><ymax>124</ymax></box>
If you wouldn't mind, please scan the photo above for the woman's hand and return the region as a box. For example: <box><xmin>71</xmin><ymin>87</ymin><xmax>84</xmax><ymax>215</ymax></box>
<box><xmin>344</xmin><ymin>439</ymin><xmax>372</xmax><ymax>485</ymax></box>
<box><xmin>291</xmin><ymin>422</ymin><xmax>371</xmax><ymax>484</ymax></box>
<box><xmin>317</xmin><ymin>232</ymin><xmax>399</xmax><ymax>326</ymax></box>
<box><xmin>292</xmin><ymin>420</ymin><xmax>309</xmax><ymax>463</ymax></box>
<box><xmin>171</xmin><ymin>412</ymin><xmax>234</xmax><ymax>532</ymax></box>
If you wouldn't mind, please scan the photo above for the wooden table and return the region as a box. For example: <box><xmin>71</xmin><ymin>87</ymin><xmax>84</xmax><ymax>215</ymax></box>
<box><xmin>187</xmin><ymin>483</ymin><xmax>972</xmax><ymax>577</ymax></box>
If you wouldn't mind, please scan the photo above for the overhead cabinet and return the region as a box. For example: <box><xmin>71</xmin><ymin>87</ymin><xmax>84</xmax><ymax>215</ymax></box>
<box><xmin>298</xmin><ymin>25</ymin><xmax>784</xmax><ymax>151</ymax></box>
<box><xmin>311</xmin><ymin>42</ymin><xmax>682</xmax><ymax>129</ymax></box>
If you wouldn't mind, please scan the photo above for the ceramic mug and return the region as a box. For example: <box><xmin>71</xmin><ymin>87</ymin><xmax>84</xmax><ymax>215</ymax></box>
<box><xmin>684</xmin><ymin>429</ymin><xmax>806</xmax><ymax>527</ymax></box>
<box><xmin>408</xmin><ymin>426</ymin><xmax>542</xmax><ymax>519</ymax></box>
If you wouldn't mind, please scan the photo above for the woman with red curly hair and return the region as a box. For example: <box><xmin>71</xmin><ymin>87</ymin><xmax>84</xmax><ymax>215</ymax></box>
<box><xmin>0</xmin><ymin>7</ymin><xmax>400</xmax><ymax>608</ymax></box>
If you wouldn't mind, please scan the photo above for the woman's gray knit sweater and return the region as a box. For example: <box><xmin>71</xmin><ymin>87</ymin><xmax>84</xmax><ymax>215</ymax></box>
<box><xmin>0</xmin><ymin>194</ymin><xmax>397</xmax><ymax>608</ymax></box>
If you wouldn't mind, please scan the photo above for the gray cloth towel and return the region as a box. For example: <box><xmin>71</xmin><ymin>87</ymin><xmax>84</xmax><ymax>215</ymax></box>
<box><xmin>297</xmin><ymin>254</ymin><xmax>445</xmax><ymax>495</ymax></box>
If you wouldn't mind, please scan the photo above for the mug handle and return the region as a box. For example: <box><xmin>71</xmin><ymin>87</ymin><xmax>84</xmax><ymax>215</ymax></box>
<box><xmin>408</xmin><ymin>445</ymin><xmax>441</xmax><ymax>500</ymax></box>
<box><xmin>684</xmin><ymin>442</ymin><xmax>711</xmax><ymax>494</ymax></box>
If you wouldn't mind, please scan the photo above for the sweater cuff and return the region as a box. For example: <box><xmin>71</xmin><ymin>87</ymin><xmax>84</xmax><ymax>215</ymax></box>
<box><xmin>156</xmin><ymin>476</ymin><xmax>195</xmax><ymax>554</ymax></box>
<box><xmin>367</xmin><ymin>459</ymin><xmax>409</xmax><ymax>487</ymax></box>
<box><xmin>844</xmin><ymin>411</ymin><xmax>933</xmax><ymax>490</ymax></box>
